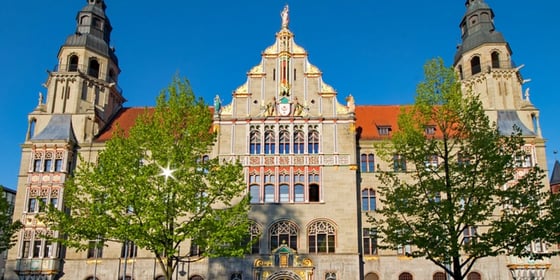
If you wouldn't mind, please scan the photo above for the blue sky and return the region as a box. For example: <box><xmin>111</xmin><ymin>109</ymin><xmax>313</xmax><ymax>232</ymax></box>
<box><xmin>0</xmin><ymin>1</ymin><xmax>558</xmax><ymax>190</ymax></box>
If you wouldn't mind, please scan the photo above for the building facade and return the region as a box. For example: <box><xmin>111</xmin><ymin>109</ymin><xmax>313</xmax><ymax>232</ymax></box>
<box><xmin>5</xmin><ymin>0</ymin><xmax>557</xmax><ymax>279</ymax></box>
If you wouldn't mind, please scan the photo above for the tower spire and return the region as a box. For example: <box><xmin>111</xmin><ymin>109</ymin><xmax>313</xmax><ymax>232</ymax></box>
<box><xmin>454</xmin><ymin>0</ymin><xmax>508</xmax><ymax>64</ymax></box>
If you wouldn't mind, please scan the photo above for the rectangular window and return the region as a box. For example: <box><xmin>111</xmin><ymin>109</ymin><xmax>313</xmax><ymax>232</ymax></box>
<box><xmin>463</xmin><ymin>226</ymin><xmax>477</xmax><ymax>244</ymax></box>
<box><xmin>393</xmin><ymin>154</ymin><xmax>407</xmax><ymax>172</ymax></box>
<box><xmin>44</xmin><ymin>159</ymin><xmax>52</xmax><ymax>172</ymax></box>
<box><xmin>363</xmin><ymin>228</ymin><xmax>378</xmax><ymax>255</ymax></box>
<box><xmin>87</xmin><ymin>240</ymin><xmax>103</xmax><ymax>258</ymax></box>
<box><xmin>425</xmin><ymin>155</ymin><xmax>438</xmax><ymax>170</ymax></box>
<box><xmin>27</xmin><ymin>198</ymin><xmax>37</xmax><ymax>212</ymax></box>
<box><xmin>54</xmin><ymin>159</ymin><xmax>63</xmax><ymax>172</ymax></box>
<box><xmin>39</xmin><ymin>198</ymin><xmax>48</xmax><ymax>212</ymax></box>
<box><xmin>50</xmin><ymin>198</ymin><xmax>58</xmax><ymax>209</ymax></box>
<box><xmin>33</xmin><ymin>159</ymin><xmax>42</xmax><ymax>172</ymax></box>
<box><xmin>22</xmin><ymin>241</ymin><xmax>31</xmax><ymax>258</ymax></box>
<box><xmin>397</xmin><ymin>244</ymin><xmax>411</xmax><ymax>256</ymax></box>
<box><xmin>424</xmin><ymin>125</ymin><xmax>436</xmax><ymax>135</ymax></box>
<box><xmin>121</xmin><ymin>241</ymin><xmax>137</xmax><ymax>258</ymax></box>
<box><xmin>43</xmin><ymin>241</ymin><xmax>54</xmax><ymax>258</ymax></box>
<box><xmin>33</xmin><ymin>240</ymin><xmax>42</xmax><ymax>258</ymax></box>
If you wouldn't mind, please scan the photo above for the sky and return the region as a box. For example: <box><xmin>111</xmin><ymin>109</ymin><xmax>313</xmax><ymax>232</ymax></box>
<box><xmin>0</xmin><ymin>1</ymin><xmax>558</xmax><ymax>190</ymax></box>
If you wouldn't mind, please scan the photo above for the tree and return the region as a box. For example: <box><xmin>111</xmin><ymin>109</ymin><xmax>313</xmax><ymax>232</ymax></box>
<box><xmin>43</xmin><ymin>77</ymin><xmax>251</xmax><ymax>280</ymax></box>
<box><xmin>0</xmin><ymin>186</ymin><xmax>22</xmax><ymax>253</ymax></box>
<box><xmin>372</xmin><ymin>58</ymin><xmax>552</xmax><ymax>280</ymax></box>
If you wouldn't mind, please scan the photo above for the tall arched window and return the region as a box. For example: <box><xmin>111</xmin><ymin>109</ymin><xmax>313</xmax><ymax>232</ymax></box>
<box><xmin>293</xmin><ymin>128</ymin><xmax>305</xmax><ymax>154</ymax></box>
<box><xmin>264</xmin><ymin>127</ymin><xmax>275</xmax><ymax>154</ymax></box>
<box><xmin>250</xmin><ymin>127</ymin><xmax>261</xmax><ymax>154</ymax></box>
<box><xmin>88</xmin><ymin>58</ymin><xmax>100</xmax><ymax>78</ymax></box>
<box><xmin>361</xmin><ymin>189</ymin><xmax>376</xmax><ymax>211</ymax></box>
<box><xmin>248</xmin><ymin>222</ymin><xmax>261</xmax><ymax>254</ymax></box>
<box><xmin>399</xmin><ymin>272</ymin><xmax>413</xmax><ymax>280</ymax></box>
<box><xmin>279</xmin><ymin>127</ymin><xmax>290</xmax><ymax>154</ymax></box>
<box><xmin>308</xmin><ymin>220</ymin><xmax>336</xmax><ymax>253</ymax></box>
<box><xmin>308</xmin><ymin>127</ymin><xmax>319</xmax><ymax>154</ymax></box>
<box><xmin>325</xmin><ymin>272</ymin><xmax>336</xmax><ymax>280</ymax></box>
<box><xmin>470</xmin><ymin>56</ymin><xmax>481</xmax><ymax>75</ymax></box>
<box><xmin>361</xmin><ymin>153</ymin><xmax>375</xmax><ymax>172</ymax></box>
<box><xmin>491</xmin><ymin>51</ymin><xmax>500</xmax><ymax>68</ymax></box>
<box><xmin>467</xmin><ymin>272</ymin><xmax>481</xmax><ymax>280</ymax></box>
<box><xmin>68</xmin><ymin>55</ymin><xmax>79</xmax><ymax>71</ymax></box>
<box><xmin>269</xmin><ymin>220</ymin><xmax>298</xmax><ymax>251</ymax></box>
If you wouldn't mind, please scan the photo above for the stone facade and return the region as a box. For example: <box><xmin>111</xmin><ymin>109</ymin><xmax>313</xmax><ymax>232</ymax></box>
<box><xmin>5</xmin><ymin>1</ymin><xmax>557</xmax><ymax>280</ymax></box>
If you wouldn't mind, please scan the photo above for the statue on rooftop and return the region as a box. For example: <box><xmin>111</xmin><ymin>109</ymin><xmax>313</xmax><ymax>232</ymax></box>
<box><xmin>281</xmin><ymin>5</ymin><xmax>289</xmax><ymax>28</ymax></box>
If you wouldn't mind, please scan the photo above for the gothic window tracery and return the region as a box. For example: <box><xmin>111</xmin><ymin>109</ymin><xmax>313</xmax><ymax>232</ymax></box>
<box><xmin>308</xmin><ymin>220</ymin><xmax>336</xmax><ymax>253</ymax></box>
<box><xmin>269</xmin><ymin>220</ymin><xmax>298</xmax><ymax>251</ymax></box>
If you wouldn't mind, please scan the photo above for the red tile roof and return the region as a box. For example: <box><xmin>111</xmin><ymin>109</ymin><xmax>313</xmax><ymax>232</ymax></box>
<box><xmin>355</xmin><ymin>105</ymin><xmax>406</xmax><ymax>140</ymax></box>
<box><xmin>96</xmin><ymin>107</ymin><xmax>153</xmax><ymax>142</ymax></box>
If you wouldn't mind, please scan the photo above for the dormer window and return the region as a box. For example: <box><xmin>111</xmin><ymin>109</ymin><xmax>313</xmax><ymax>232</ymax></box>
<box><xmin>377</xmin><ymin>126</ymin><xmax>392</xmax><ymax>136</ymax></box>
<box><xmin>424</xmin><ymin>125</ymin><xmax>436</xmax><ymax>135</ymax></box>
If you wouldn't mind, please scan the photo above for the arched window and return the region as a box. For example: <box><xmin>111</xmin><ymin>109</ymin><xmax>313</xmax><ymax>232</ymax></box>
<box><xmin>279</xmin><ymin>184</ymin><xmax>290</xmax><ymax>203</ymax></box>
<box><xmin>433</xmin><ymin>272</ymin><xmax>447</xmax><ymax>280</ymax></box>
<box><xmin>361</xmin><ymin>189</ymin><xmax>376</xmax><ymax>211</ymax></box>
<box><xmin>399</xmin><ymin>272</ymin><xmax>413</xmax><ymax>280</ymax></box>
<box><xmin>80</xmin><ymin>15</ymin><xmax>90</xmax><ymax>25</ymax></box>
<box><xmin>155</xmin><ymin>276</ymin><xmax>166</xmax><ymax>280</ymax></box>
<box><xmin>250</xmin><ymin>127</ymin><xmax>261</xmax><ymax>154</ymax></box>
<box><xmin>118</xmin><ymin>277</ymin><xmax>133</xmax><ymax>280</ymax></box>
<box><xmin>68</xmin><ymin>55</ymin><xmax>79</xmax><ymax>71</ymax></box>
<box><xmin>249</xmin><ymin>185</ymin><xmax>260</xmax><ymax>204</ymax></box>
<box><xmin>248</xmin><ymin>222</ymin><xmax>261</xmax><ymax>254</ymax></box>
<box><xmin>264</xmin><ymin>184</ymin><xmax>275</xmax><ymax>203</ymax></box>
<box><xmin>264</xmin><ymin>127</ymin><xmax>275</xmax><ymax>154</ymax></box>
<box><xmin>467</xmin><ymin>272</ymin><xmax>481</xmax><ymax>280</ymax></box>
<box><xmin>190</xmin><ymin>276</ymin><xmax>204</xmax><ymax>280</ymax></box>
<box><xmin>364</xmin><ymin>273</ymin><xmax>379</xmax><ymax>280</ymax></box>
<box><xmin>293</xmin><ymin>128</ymin><xmax>305</xmax><ymax>154</ymax></box>
<box><xmin>279</xmin><ymin>127</ymin><xmax>290</xmax><ymax>154</ymax></box>
<box><xmin>308</xmin><ymin>220</ymin><xmax>336</xmax><ymax>253</ymax></box>
<box><xmin>360</xmin><ymin>153</ymin><xmax>375</xmax><ymax>172</ymax></box>
<box><xmin>491</xmin><ymin>51</ymin><xmax>500</xmax><ymax>68</ymax></box>
<box><xmin>28</xmin><ymin>118</ymin><xmax>37</xmax><ymax>140</ymax></box>
<box><xmin>85</xmin><ymin>277</ymin><xmax>99</xmax><ymax>280</ymax></box>
<box><xmin>231</xmin><ymin>273</ymin><xmax>242</xmax><ymax>280</ymax></box>
<box><xmin>269</xmin><ymin>220</ymin><xmax>298</xmax><ymax>251</ymax></box>
<box><xmin>470</xmin><ymin>56</ymin><xmax>481</xmax><ymax>75</ymax></box>
<box><xmin>325</xmin><ymin>272</ymin><xmax>336</xmax><ymax>280</ymax></box>
<box><xmin>88</xmin><ymin>59</ymin><xmax>100</xmax><ymax>78</ymax></box>
<box><xmin>308</xmin><ymin>127</ymin><xmax>319</xmax><ymax>154</ymax></box>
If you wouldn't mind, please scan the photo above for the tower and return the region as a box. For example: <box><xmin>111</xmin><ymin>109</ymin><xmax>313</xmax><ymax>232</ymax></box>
<box><xmin>454</xmin><ymin>1</ymin><xmax>552</xmax><ymax>278</ymax></box>
<box><xmin>6</xmin><ymin>1</ymin><xmax>123</xmax><ymax>279</ymax></box>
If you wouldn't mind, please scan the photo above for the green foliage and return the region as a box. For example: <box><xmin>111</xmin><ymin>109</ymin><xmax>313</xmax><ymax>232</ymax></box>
<box><xmin>372</xmin><ymin>58</ymin><xmax>551</xmax><ymax>280</ymax></box>
<box><xmin>42</xmin><ymin>77</ymin><xmax>250</xmax><ymax>280</ymax></box>
<box><xmin>0</xmin><ymin>187</ymin><xmax>23</xmax><ymax>252</ymax></box>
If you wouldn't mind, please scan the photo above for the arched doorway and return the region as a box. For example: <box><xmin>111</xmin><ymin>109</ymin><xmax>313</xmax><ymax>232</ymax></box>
<box><xmin>267</xmin><ymin>271</ymin><xmax>302</xmax><ymax>280</ymax></box>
